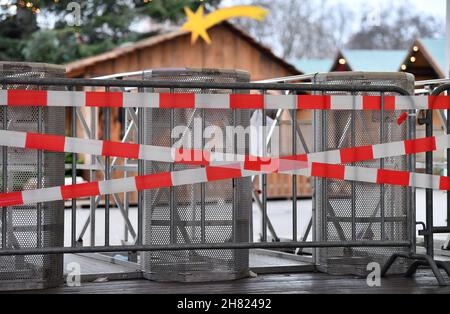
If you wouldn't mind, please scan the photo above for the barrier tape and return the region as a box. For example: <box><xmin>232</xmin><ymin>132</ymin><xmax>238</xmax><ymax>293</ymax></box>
<box><xmin>0</xmin><ymin>131</ymin><xmax>447</xmax><ymax>206</ymax></box>
<box><xmin>0</xmin><ymin>129</ymin><xmax>445</xmax><ymax>167</ymax></box>
<box><xmin>1</xmin><ymin>89</ymin><xmax>450</xmax><ymax>110</ymax></box>
<box><xmin>0</xmin><ymin>161</ymin><xmax>448</xmax><ymax>207</ymax></box>
<box><xmin>1</xmin><ymin>89</ymin><xmax>448</xmax><ymax>207</ymax></box>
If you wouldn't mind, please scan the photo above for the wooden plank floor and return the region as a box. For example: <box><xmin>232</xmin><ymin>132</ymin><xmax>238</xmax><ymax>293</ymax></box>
<box><xmin>62</xmin><ymin>250</ymin><xmax>313</xmax><ymax>282</ymax></box>
<box><xmin>18</xmin><ymin>269</ymin><xmax>450</xmax><ymax>294</ymax></box>
<box><xmin>65</xmin><ymin>254</ymin><xmax>140</xmax><ymax>275</ymax></box>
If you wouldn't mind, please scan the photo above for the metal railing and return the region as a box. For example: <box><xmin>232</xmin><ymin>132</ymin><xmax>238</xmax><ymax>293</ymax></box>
<box><xmin>421</xmin><ymin>84</ymin><xmax>450</xmax><ymax>249</ymax></box>
<box><xmin>382</xmin><ymin>82</ymin><xmax>450</xmax><ymax>285</ymax></box>
<box><xmin>0</xmin><ymin>73</ymin><xmax>437</xmax><ymax>281</ymax></box>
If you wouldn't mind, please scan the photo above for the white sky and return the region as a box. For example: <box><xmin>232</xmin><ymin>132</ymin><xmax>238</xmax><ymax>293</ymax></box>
<box><xmin>32</xmin><ymin>0</ymin><xmax>447</xmax><ymax>32</ymax></box>
<box><xmin>221</xmin><ymin>0</ymin><xmax>446</xmax><ymax>19</ymax></box>
<box><xmin>333</xmin><ymin>0</ymin><xmax>445</xmax><ymax>18</ymax></box>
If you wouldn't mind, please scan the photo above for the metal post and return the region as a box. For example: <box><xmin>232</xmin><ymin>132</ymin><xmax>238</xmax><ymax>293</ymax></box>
<box><xmin>447</xmin><ymin>121</ymin><xmax>450</xmax><ymax>234</ymax></box>
<box><xmin>351</xmin><ymin>106</ymin><xmax>356</xmax><ymax>241</ymax></box>
<box><xmin>322</xmin><ymin>91</ymin><xmax>328</xmax><ymax>243</ymax></box>
<box><xmin>426</xmin><ymin>109</ymin><xmax>434</xmax><ymax>257</ymax></box>
<box><xmin>380</xmin><ymin>93</ymin><xmax>386</xmax><ymax>240</ymax></box>
<box><xmin>261</xmin><ymin>91</ymin><xmax>268</xmax><ymax>242</ymax></box>
<box><xmin>123</xmin><ymin>108</ymin><xmax>129</xmax><ymax>243</ymax></box>
<box><xmin>443</xmin><ymin>1</ymin><xmax>449</xmax><ymax>236</ymax></box>
<box><xmin>409</xmin><ymin>107</ymin><xmax>417</xmax><ymax>254</ymax></box>
<box><xmin>90</xmin><ymin>105</ymin><xmax>97</xmax><ymax>247</ymax></box>
<box><xmin>104</xmin><ymin>87</ymin><xmax>111</xmax><ymax>246</ymax></box>
<box><xmin>232</xmin><ymin>98</ymin><xmax>238</xmax><ymax>243</ymax></box>
<box><xmin>446</xmin><ymin>0</ymin><xmax>450</xmax><ymax>79</ymax></box>
<box><xmin>313</xmin><ymin>88</ymin><xmax>318</xmax><ymax>264</ymax></box>
<box><xmin>71</xmin><ymin>89</ymin><xmax>77</xmax><ymax>247</ymax></box>
<box><xmin>137</xmin><ymin>95</ymin><xmax>144</xmax><ymax>246</ymax></box>
<box><xmin>170</xmin><ymin>89</ymin><xmax>176</xmax><ymax>244</ymax></box>
<box><xmin>292</xmin><ymin>108</ymin><xmax>298</xmax><ymax>242</ymax></box>
<box><xmin>201</xmin><ymin>107</ymin><xmax>206</xmax><ymax>244</ymax></box>
<box><xmin>447</xmin><ymin>92</ymin><xmax>450</xmax><ymax>229</ymax></box>
<box><xmin>1</xmin><ymin>88</ymin><xmax>7</xmax><ymax>249</ymax></box>
<box><xmin>37</xmin><ymin>106</ymin><xmax>43</xmax><ymax>248</ymax></box>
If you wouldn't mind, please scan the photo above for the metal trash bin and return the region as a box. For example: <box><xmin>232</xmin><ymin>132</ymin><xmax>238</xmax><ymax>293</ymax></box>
<box><xmin>0</xmin><ymin>62</ymin><xmax>65</xmax><ymax>290</ymax></box>
<box><xmin>141</xmin><ymin>68</ymin><xmax>252</xmax><ymax>282</ymax></box>
<box><xmin>313</xmin><ymin>72</ymin><xmax>415</xmax><ymax>276</ymax></box>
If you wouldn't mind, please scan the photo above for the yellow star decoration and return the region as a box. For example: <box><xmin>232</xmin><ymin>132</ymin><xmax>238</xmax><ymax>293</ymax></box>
<box><xmin>182</xmin><ymin>5</ymin><xmax>268</xmax><ymax>44</ymax></box>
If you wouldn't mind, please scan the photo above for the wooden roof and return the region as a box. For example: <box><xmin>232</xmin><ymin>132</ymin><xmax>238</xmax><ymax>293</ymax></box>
<box><xmin>330</xmin><ymin>49</ymin><xmax>407</xmax><ymax>72</ymax></box>
<box><xmin>66</xmin><ymin>22</ymin><xmax>301</xmax><ymax>77</ymax></box>
<box><xmin>400</xmin><ymin>38</ymin><xmax>445</xmax><ymax>79</ymax></box>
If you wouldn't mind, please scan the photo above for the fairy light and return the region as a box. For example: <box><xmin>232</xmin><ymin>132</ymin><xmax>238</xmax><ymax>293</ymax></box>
<box><xmin>13</xmin><ymin>1</ymin><xmax>42</xmax><ymax>13</ymax></box>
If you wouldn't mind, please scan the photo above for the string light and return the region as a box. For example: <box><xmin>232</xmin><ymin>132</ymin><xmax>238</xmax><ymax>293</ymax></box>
<box><xmin>14</xmin><ymin>1</ymin><xmax>41</xmax><ymax>13</ymax></box>
<box><xmin>410</xmin><ymin>56</ymin><xmax>416</xmax><ymax>63</ymax></box>
<box><xmin>401</xmin><ymin>64</ymin><xmax>407</xmax><ymax>71</ymax></box>
<box><xmin>338</xmin><ymin>58</ymin><xmax>346</xmax><ymax>65</ymax></box>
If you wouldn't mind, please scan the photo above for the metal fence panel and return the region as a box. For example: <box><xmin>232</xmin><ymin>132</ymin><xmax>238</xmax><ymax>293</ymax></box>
<box><xmin>0</xmin><ymin>62</ymin><xmax>65</xmax><ymax>290</ymax></box>
<box><xmin>313</xmin><ymin>72</ymin><xmax>415</xmax><ymax>276</ymax></box>
<box><xmin>142</xmin><ymin>69</ymin><xmax>252</xmax><ymax>282</ymax></box>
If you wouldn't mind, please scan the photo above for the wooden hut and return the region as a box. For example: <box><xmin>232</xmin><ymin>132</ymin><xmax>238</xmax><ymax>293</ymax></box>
<box><xmin>400</xmin><ymin>38</ymin><xmax>445</xmax><ymax>81</ymax></box>
<box><xmin>330</xmin><ymin>49</ymin><xmax>408</xmax><ymax>72</ymax></box>
<box><xmin>65</xmin><ymin>22</ymin><xmax>313</xmax><ymax>200</ymax></box>
<box><xmin>400</xmin><ymin>38</ymin><xmax>447</xmax><ymax>165</ymax></box>
<box><xmin>66</xmin><ymin>22</ymin><xmax>300</xmax><ymax>80</ymax></box>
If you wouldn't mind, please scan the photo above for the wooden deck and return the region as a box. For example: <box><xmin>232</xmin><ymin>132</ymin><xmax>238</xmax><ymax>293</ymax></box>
<box><xmin>61</xmin><ymin>250</ymin><xmax>314</xmax><ymax>282</ymax></box>
<box><xmin>18</xmin><ymin>269</ymin><xmax>450</xmax><ymax>294</ymax></box>
<box><xmin>3</xmin><ymin>250</ymin><xmax>450</xmax><ymax>294</ymax></box>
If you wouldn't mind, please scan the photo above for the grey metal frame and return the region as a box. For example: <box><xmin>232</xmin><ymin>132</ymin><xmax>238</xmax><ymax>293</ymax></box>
<box><xmin>312</xmin><ymin>72</ymin><xmax>415</xmax><ymax>277</ymax></box>
<box><xmin>0</xmin><ymin>62</ymin><xmax>66</xmax><ymax>290</ymax></box>
<box><xmin>0</xmin><ymin>74</ymin><xmax>420</xmax><ymax>278</ymax></box>
<box><xmin>382</xmin><ymin>82</ymin><xmax>450</xmax><ymax>286</ymax></box>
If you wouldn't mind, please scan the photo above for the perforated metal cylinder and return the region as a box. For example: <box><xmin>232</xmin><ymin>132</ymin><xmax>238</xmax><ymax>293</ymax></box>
<box><xmin>0</xmin><ymin>62</ymin><xmax>65</xmax><ymax>290</ymax></box>
<box><xmin>141</xmin><ymin>69</ymin><xmax>251</xmax><ymax>282</ymax></box>
<box><xmin>313</xmin><ymin>72</ymin><xmax>415</xmax><ymax>276</ymax></box>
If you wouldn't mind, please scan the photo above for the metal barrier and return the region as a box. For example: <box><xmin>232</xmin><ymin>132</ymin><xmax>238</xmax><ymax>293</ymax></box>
<box><xmin>381</xmin><ymin>82</ymin><xmax>450</xmax><ymax>285</ymax></box>
<box><xmin>0</xmin><ymin>62</ymin><xmax>65</xmax><ymax>290</ymax></box>
<box><xmin>2</xmin><ymin>68</ymin><xmax>450</xmax><ymax>286</ymax></box>
<box><xmin>313</xmin><ymin>72</ymin><xmax>415</xmax><ymax>276</ymax></box>
<box><xmin>140</xmin><ymin>69</ymin><xmax>252</xmax><ymax>282</ymax></box>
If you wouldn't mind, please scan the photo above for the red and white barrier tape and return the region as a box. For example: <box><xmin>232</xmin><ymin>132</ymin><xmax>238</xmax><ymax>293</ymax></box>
<box><xmin>1</xmin><ymin>89</ymin><xmax>450</xmax><ymax>110</ymax></box>
<box><xmin>0</xmin><ymin>129</ymin><xmax>445</xmax><ymax>166</ymax></box>
<box><xmin>0</xmin><ymin>161</ymin><xmax>448</xmax><ymax>207</ymax></box>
